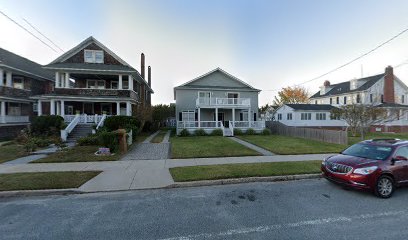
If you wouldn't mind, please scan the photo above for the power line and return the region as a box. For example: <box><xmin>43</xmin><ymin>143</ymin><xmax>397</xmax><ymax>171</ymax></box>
<box><xmin>0</xmin><ymin>10</ymin><xmax>58</xmax><ymax>53</ymax></box>
<box><xmin>263</xmin><ymin>26</ymin><xmax>408</xmax><ymax>92</ymax></box>
<box><xmin>22</xmin><ymin>18</ymin><xmax>64</xmax><ymax>52</ymax></box>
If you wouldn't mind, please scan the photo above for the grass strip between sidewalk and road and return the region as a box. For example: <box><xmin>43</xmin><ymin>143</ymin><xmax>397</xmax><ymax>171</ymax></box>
<box><xmin>32</xmin><ymin>146</ymin><xmax>121</xmax><ymax>163</ymax></box>
<box><xmin>237</xmin><ymin>135</ymin><xmax>346</xmax><ymax>155</ymax></box>
<box><xmin>0</xmin><ymin>171</ymin><xmax>101</xmax><ymax>191</ymax></box>
<box><xmin>170</xmin><ymin>160</ymin><xmax>322</xmax><ymax>182</ymax></box>
<box><xmin>151</xmin><ymin>131</ymin><xmax>167</xmax><ymax>143</ymax></box>
<box><xmin>170</xmin><ymin>136</ymin><xmax>261</xmax><ymax>158</ymax></box>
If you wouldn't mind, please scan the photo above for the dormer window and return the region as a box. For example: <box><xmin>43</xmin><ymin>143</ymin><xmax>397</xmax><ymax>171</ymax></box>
<box><xmin>84</xmin><ymin>50</ymin><xmax>104</xmax><ymax>63</ymax></box>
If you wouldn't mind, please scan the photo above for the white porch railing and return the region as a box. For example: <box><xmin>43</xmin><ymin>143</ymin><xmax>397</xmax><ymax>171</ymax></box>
<box><xmin>177</xmin><ymin>121</ymin><xmax>222</xmax><ymax>129</ymax></box>
<box><xmin>64</xmin><ymin>114</ymin><xmax>111</xmax><ymax>124</ymax></box>
<box><xmin>196</xmin><ymin>97</ymin><xmax>251</xmax><ymax>107</ymax></box>
<box><xmin>0</xmin><ymin>116</ymin><xmax>29</xmax><ymax>123</ymax></box>
<box><xmin>61</xmin><ymin>114</ymin><xmax>80</xmax><ymax>141</ymax></box>
<box><xmin>228</xmin><ymin>121</ymin><xmax>234</xmax><ymax>136</ymax></box>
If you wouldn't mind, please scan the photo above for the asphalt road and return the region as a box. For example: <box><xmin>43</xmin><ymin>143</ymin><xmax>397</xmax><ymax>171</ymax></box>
<box><xmin>1</xmin><ymin>179</ymin><xmax>408</xmax><ymax>240</ymax></box>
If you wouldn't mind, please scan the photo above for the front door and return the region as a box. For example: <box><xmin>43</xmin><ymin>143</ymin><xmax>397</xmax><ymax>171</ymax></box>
<box><xmin>199</xmin><ymin>92</ymin><xmax>211</xmax><ymax>105</ymax></box>
<box><xmin>391</xmin><ymin>146</ymin><xmax>408</xmax><ymax>185</ymax></box>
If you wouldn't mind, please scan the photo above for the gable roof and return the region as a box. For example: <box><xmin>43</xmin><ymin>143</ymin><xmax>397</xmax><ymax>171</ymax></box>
<box><xmin>310</xmin><ymin>73</ymin><xmax>385</xmax><ymax>98</ymax></box>
<box><xmin>0</xmin><ymin>48</ymin><xmax>54</xmax><ymax>81</ymax></box>
<box><xmin>175</xmin><ymin>68</ymin><xmax>260</xmax><ymax>91</ymax></box>
<box><xmin>285</xmin><ymin>104</ymin><xmax>337</xmax><ymax>111</ymax></box>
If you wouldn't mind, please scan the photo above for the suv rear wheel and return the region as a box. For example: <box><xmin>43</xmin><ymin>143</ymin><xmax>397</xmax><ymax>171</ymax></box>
<box><xmin>375</xmin><ymin>175</ymin><xmax>395</xmax><ymax>198</ymax></box>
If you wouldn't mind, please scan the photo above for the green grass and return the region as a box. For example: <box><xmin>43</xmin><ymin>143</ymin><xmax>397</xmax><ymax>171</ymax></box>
<box><xmin>0</xmin><ymin>143</ymin><xmax>28</xmax><ymax>163</ymax></box>
<box><xmin>348</xmin><ymin>132</ymin><xmax>408</xmax><ymax>145</ymax></box>
<box><xmin>170</xmin><ymin>160</ymin><xmax>322</xmax><ymax>182</ymax></box>
<box><xmin>0</xmin><ymin>171</ymin><xmax>101</xmax><ymax>191</ymax></box>
<box><xmin>170</xmin><ymin>136</ymin><xmax>261</xmax><ymax>158</ymax></box>
<box><xmin>237</xmin><ymin>135</ymin><xmax>346</xmax><ymax>155</ymax></box>
<box><xmin>32</xmin><ymin>146</ymin><xmax>121</xmax><ymax>163</ymax></box>
<box><xmin>151</xmin><ymin>131</ymin><xmax>167</xmax><ymax>143</ymax></box>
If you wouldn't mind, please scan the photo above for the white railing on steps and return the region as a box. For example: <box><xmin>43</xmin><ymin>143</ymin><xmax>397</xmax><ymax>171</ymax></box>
<box><xmin>60</xmin><ymin>114</ymin><xmax>80</xmax><ymax>142</ymax></box>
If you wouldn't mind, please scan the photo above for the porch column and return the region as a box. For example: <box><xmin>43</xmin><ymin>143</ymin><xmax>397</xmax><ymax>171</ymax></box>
<box><xmin>248</xmin><ymin>108</ymin><xmax>251</xmax><ymax>127</ymax></box>
<box><xmin>55</xmin><ymin>72</ymin><xmax>60</xmax><ymax>88</ymax></box>
<box><xmin>215</xmin><ymin>107</ymin><xmax>218</xmax><ymax>125</ymax></box>
<box><xmin>0</xmin><ymin>68</ymin><xmax>3</xmax><ymax>86</ymax></box>
<box><xmin>50</xmin><ymin>100</ymin><xmax>55</xmax><ymax>115</ymax></box>
<box><xmin>0</xmin><ymin>101</ymin><xmax>5</xmax><ymax>123</ymax></box>
<box><xmin>126</xmin><ymin>102</ymin><xmax>132</xmax><ymax>116</ymax></box>
<box><xmin>118</xmin><ymin>75</ymin><xmax>123</xmax><ymax>90</ymax></box>
<box><xmin>60</xmin><ymin>100</ymin><xmax>65</xmax><ymax>117</ymax></box>
<box><xmin>65</xmin><ymin>72</ymin><xmax>70</xmax><ymax>88</ymax></box>
<box><xmin>116</xmin><ymin>102</ymin><xmax>121</xmax><ymax>115</ymax></box>
<box><xmin>37</xmin><ymin>100</ymin><xmax>42</xmax><ymax>116</ymax></box>
<box><xmin>232</xmin><ymin>108</ymin><xmax>235</xmax><ymax>127</ymax></box>
<box><xmin>56</xmin><ymin>101</ymin><xmax>61</xmax><ymax>115</ymax></box>
<box><xmin>198</xmin><ymin>108</ymin><xmax>201</xmax><ymax>128</ymax></box>
<box><xmin>6</xmin><ymin>71</ymin><xmax>12</xmax><ymax>87</ymax></box>
<box><xmin>129</xmin><ymin>75</ymin><xmax>134</xmax><ymax>91</ymax></box>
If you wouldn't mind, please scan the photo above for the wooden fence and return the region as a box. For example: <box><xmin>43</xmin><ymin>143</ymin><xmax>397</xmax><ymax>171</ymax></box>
<box><xmin>266</xmin><ymin>121</ymin><xmax>348</xmax><ymax>145</ymax></box>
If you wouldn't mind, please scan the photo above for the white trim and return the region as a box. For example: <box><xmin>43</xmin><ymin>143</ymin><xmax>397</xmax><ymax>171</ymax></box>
<box><xmin>0</xmin><ymin>64</ymin><xmax>54</xmax><ymax>82</ymax></box>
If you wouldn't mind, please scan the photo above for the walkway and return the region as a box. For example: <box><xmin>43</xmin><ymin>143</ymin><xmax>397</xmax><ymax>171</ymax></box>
<box><xmin>230</xmin><ymin>137</ymin><xmax>275</xmax><ymax>156</ymax></box>
<box><xmin>121</xmin><ymin>130</ymin><xmax>171</xmax><ymax>161</ymax></box>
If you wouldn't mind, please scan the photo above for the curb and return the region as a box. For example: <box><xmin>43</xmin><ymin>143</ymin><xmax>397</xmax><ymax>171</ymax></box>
<box><xmin>0</xmin><ymin>188</ymin><xmax>83</xmax><ymax>198</ymax></box>
<box><xmin>167</xmin><ymin>173</ymin><xmax>322</xmax><ymax>188</ymax></box>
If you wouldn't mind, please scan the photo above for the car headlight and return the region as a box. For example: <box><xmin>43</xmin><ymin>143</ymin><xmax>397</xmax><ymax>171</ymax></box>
<box><xmin>353</xmin><ymin>166</ymin><xmax>378</xmax><ymax>175</ymax></box>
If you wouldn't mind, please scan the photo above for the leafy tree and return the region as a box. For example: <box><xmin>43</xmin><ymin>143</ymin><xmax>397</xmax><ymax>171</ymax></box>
<box><xmin>331</xmin><ymin>103</ymin><xmax>403</xmax><ymax>139</ymax></box>
<box><xmin>259</xmin><ymin>104</ymin><xmax>271</xmax><ymax>114</ymax></box>
<box><xmin>152</xmin><ymin>104</ymin><xmax>175</xmax><ymax>122</ymax></box>
<box><xmin>273</xmin><ymin>86</ymin><xmax>309</xmax><ymax>106</ymax></box>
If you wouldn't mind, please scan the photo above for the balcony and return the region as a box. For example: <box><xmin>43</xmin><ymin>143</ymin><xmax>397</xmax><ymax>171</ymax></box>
<box><xmin>53</xmin><ymin>88</ymin><xmax>138</xmax><ymax>100</ymax></box>
<box><xmin>196</xmin><ymin>97</ymin><xmax>250</xmax><ymax>107</ymax></box>
<box><xmin>0</xmin><ymin>86</ymin><xmax>31</xmax><ymax>99</ymax></box>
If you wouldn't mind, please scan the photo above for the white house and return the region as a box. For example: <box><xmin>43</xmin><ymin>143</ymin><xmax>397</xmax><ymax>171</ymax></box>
<box><xmin>274</xmin><ymin>104</ymin><xmax>346</xmax><ymax>128</ymax></box>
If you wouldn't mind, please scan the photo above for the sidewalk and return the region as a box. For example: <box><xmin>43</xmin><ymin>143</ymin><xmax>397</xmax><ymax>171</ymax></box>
<box><xmin>0</xmin><ymin>153</ymin><xmax>331</xmax><ymax>192</ymax></box>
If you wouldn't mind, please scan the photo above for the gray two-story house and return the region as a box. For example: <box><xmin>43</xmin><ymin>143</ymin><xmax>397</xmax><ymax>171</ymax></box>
<box><xmin>174</xmin><ymin>68</ymin><xmax>264</xmax><ymax>136</ymax></box>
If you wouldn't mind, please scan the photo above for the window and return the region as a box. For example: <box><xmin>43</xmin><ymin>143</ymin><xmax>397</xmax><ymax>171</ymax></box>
<box><xmin>12</xmin><ymin>77</ymin><xmax>24</xmax><ymax>89</ymax></box>
<box><xmin>316</xmin><ymin>113</ymin><xmax>326</xmax><ymax>120</ymax></box>
<box><xmin>122</xmin><ymin>80</ymin><xmax>129</xmax><ymax>89</ymax></box>
<box><xmin>240</xmin><ymin>111</ymin><xmax>249</xmax><ymax>121</ymax></box>
<box><xmin>330</xmin><ymin>114</ymin><xmax>340</xmax><ymax>120</ymax></box>
<box><xmin>277</xmin><ymin>113</ymin><xmax>282</xmax><ymax>120</ymax></box>
<box><xmin>87</xmin><ymin>80</ymin><xmax>105</xmax><ymax>89</ymax></box>
<box><xmin>344</xmin><ymin>96</ymin><xmax>347</xmax><ymax>104</ymax></box>
<box><xmin>181</xmin><ymin>111</ymin><xmax>195</xmax><ymax>121</ymax></box>
<box><xmin>301</xmin><ymin>113</ymin><xmax>311</xmax><ymax>120</ymax></box>
<box><xmin>336</xmin><ymin>97</ymin><xmax>339</xmax><ymax>104</ymax></box>
<box><xmin>370</xmin><ymin>94</ymin><xmax>373</xmax><ymax>103</ymax></box>
<box><xmin>111</xmin><ymin>81</ymin><xmax>118</xmax><ymax>89</ymax></box>
<box><xmin>227</xmin><ymin>92</ymin><xmax>239</xmax><ymax>98</ymax></box>
<box><xmin>287</xmin><ymin>113</ymin><xmax>292</xmax><ymax>120</ymax></box>
<box><xmin>402</xmin><ymin>95</ymin><xmax>405</xmax><ymax>104</ymax></box>
<box><xmin>315</xmin><ymin>100</ymin><xmax>317</xmax><ymax>104</ymax></box>
<box><xmin>84</xmin><ymin>50</ymin><xmax>104</xmax><ymax>63</ymax></box>
<box><xmin>33</xmin><ymin>103</ymin><xmax>38</xmax><ymax>112</ymax></box>
<box><xmin>330</xmin><ymin>98</ymin><xmax>332</xmax><ymax>105</ymax></box>
<box><xmin>356</xmin><ymin>94</ymin><xmax>361</xmax><ymax>103</ymax></box>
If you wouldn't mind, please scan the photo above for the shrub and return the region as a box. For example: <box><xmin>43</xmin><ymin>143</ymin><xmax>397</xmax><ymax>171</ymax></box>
<box><xmin>77</xmin><ymin>135</ymin><xmax>100</xmax><ymax>146</ymax></box>
<box><xmin>104</xmin><ymin>116</ymin><xmax>140</xmax><ymax>132</ymax></box>
<box><xmin>210</xmin><ymin>129</ymin><xmax>223</xmax><ymax>136</ymax></box>
<box><xmin>24</xmin><ymin>140</ymin><xmax>37</xmax><ymax>153</ymax></box>
<box><xmin>246</xmin><ymin>128</ymin><xmax>256</xmax><ymax>135</ymax></box>
<box><xmin>194</xmin><ymin>128</ymin><xmax>207</xmax><ymax>136</ymax></box>
<box><xmin>98</xmin><ymin>131</ymin><xmax>119</xmax><ymax>153</ymax></box>
<box><xmin>31</xmin><ymin>115</ymin><xmax>65</xmax><ymax>136</ymax></box>
<box><xmin>179</xmin><ymin>129</ymin><xmax>190</xmax><ymax>137</ymax></box>
<box><xmin>233</xmin><ymin>128</ymin><xmax>243</xmax><ymax>136</ymax></box>
<box><xmin>32</xmin><ymin>137</ymin><xmax>52</xmax><ymax>148</ymax></box>
<box><xmin>15</xmin><ymin>128</ymin><xmax>31</xmax><ymax>144</ymax></box>
<box><xmin>262</xmin><ymin>128</ymin><xmax>271</xmax><ymax>135</ymax></box>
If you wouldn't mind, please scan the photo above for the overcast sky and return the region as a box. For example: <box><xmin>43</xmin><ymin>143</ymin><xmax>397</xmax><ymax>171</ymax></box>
<box><xmin>1</xmin><ymin>0</ymin><xmax>408</xmax><ymax>106</ymax></box>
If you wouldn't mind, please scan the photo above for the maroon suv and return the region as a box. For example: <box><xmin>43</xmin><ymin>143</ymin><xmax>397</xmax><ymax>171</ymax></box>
<box><xmin>321</xmin><ymin>139</ymin><xmax>408</xmax><ymax>198</ymax></box>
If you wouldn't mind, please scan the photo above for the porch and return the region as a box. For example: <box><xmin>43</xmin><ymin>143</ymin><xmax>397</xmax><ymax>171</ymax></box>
<box><xmin>177</xmin><ymin>120</ymin><xmax>266</xmax><ymax>136</ymax></box>
<box><xmin>0</xmin><ymin>100</ymin><xmax>31</xmax><ymax>124</ymax></box>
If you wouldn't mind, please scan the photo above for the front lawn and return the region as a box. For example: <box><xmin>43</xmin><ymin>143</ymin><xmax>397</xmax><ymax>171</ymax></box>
<box><xmin>170</xmin><ymin>136</ymin><xmax>261</xmax><ymax>158</ymax></box>
<box><xmin>237</xmin><ymin>135</ymin><xmax>345</xmax><ymax>154</ymax></box>
<box><xmin>0</xmin><ymin>143</ymin><xmax>28</xmax><ymax>163</ymax></box>
<box><xmin>170</xmin><ymin>160</ymin><xmax>321</xmax><ymax>182</ymax></box>
<box><xmin>32</xmin><ymin>146</ymin><xmax>121</xmax><ymax>163</ymax></box>
<box><xmin>0</xmin><ymin>171</ymin><xmax>101</xmax><ymax>191</ymax></box>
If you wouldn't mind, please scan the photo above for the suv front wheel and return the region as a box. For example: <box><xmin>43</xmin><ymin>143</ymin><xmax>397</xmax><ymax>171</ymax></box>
<box><xmin>375</xmin><ymin>175</ymin><xmax>395</xmax><ymax>198</ymax></box>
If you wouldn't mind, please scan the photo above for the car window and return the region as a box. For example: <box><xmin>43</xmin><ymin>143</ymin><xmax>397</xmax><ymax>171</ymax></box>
<box><xmin>342</xmin><ymin>143</ymin><xmax>393</xmax><ymax>160</ymax></box>
<box><xmin>394</xmin><ymin>146</ymin><xmax>408</xmax><ymax>158</ymax></box>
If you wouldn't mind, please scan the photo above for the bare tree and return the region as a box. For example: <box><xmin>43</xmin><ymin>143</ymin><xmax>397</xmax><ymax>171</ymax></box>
<box><xmin>331</xmin><ymin>103</ymin><xmax>405</xmax><ymax>139</ymax></box>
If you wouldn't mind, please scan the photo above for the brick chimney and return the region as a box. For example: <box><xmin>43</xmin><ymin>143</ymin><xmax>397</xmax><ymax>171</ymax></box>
<box><xmin>148</xmin><ymin>66</ymin><xmax>151</xmax><ymax>87</ymax></box>
<box><xmin>141</xmin><ymin>53</ymin><xmax>145</xmax><ymax>79</ymax></box>
<box><xmin>383</xmin><ymin>66</ymin><xmax>395</xmax><ymax>103</ymax></box>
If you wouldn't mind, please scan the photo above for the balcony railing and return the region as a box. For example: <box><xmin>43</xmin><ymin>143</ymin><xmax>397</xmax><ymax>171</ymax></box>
<box><xmin>0</xmin><ymin>86</ymin><xmax>31</xmax><ymax>99</ymax></box>
<box><xmin>54</xmin><ymin>88</ymin><xmax>138</xmax><ymax>100</ymax></box>
<box><xmin>0</xmin><ymin>115</ymin><xmax>29</xmax><ymax>123</ymax></box>
<box><xmin>196</xmin><ymin>97</ymin><xmax>250</xmax><ymax>107</ymax></box>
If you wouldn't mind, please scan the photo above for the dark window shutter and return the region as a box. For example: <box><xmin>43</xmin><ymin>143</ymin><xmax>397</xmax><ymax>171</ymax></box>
<box><xmin>179</xmin><ymin>112</ymin><xmax>182</xmax><ymax>121</ymax></box>
<box><xmin>240</xmin><ymin>113</ymin><xmax>243</xmax><ymax>121</ymax></box>
<box><xmin>195</xmin><ymin>112</ymin><xmax>198</xmax><ymax>121</ymax></box>
<box><xmin>254</xmin><ymin>113</ymin><xmax>257</xmax><ymax>121</ymax></box>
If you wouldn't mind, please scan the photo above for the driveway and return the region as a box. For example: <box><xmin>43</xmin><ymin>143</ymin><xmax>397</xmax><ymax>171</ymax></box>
<box><xmin>1</xmin><ymin>179</ymin><xmax>407</xmax><ymax>239</ymax></box>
